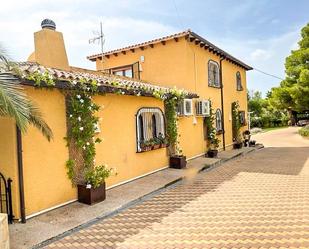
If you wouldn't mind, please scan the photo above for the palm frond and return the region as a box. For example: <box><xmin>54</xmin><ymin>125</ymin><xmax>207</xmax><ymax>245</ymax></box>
<box><xmin>27</xmin><ymin>101</ymin><xmax>53</xmax><ymax>141</ymax></box>
<box><xmin>0</xmin><ymin>72</ymin><xmax>30</xmax><ymax>132</ymax></box>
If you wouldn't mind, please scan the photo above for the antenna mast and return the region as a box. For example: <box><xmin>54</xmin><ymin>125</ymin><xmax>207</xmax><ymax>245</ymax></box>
<box><xmin>89</xmin><ymin>22</ymin><xmax>105</xmax><ymax>71</ymax></box>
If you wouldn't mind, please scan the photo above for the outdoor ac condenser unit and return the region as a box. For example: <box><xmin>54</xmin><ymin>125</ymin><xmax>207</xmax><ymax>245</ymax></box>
<box><xmin>196</xmin><ymin>100</ymin><xmax>210</xmax><ymax>116</ymax></box>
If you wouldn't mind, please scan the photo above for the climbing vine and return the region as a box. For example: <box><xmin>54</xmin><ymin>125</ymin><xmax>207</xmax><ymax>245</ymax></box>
<box><xmin>205</xmin><ymin>101</ymin><xmax>220</xmax><ymax>150</ymax></box>
<box><xmin>163</xmin><ymin>89</ymin><xmax>187</xmax><ymax>156</ymax></box>
<box><xmin>232</xmin><ymin>101</ymin><xmax>242</xmax><ymax>143</ymax></box>
<box><xmin>19</xmin><ymin>67</ymin><xmax>193</xmax><ymax>186</ymax></box>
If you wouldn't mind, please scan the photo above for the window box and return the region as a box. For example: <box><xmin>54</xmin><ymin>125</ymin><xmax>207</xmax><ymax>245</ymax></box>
<box><xmin>139</xmin><ymin>143</ymin><xmax>168</xmax><ymax>153</ymax></box>
<box><xmin>77</xmin><ymin>183</ymin><xmax>106</xmax><ymax>205</ymax></box>
<box><xmin>216</xmin><ymin>130</ymin><xmax>223</xmax><ymax>135</ymax></box>
<box><xmin>169</xmin><ymin>155</ymin><xmax>187</xmax><ymax>169</ymax></box>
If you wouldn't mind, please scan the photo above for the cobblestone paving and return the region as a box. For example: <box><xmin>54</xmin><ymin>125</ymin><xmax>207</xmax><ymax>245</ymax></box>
<box><xmin>45</xmin><ymin>147</ymin><xmax>309</xmax><ymax>249</ymax></box>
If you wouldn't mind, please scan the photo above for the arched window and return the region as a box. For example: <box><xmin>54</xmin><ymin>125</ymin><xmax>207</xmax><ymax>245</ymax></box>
<box><xmin>136</xmin><ymin>108</ymin><xmax>165</xmax><ymax>152</ymax></box>
<box><xmin>216</xmin><ymin>109</ymin><xmax>222</xmax><ymax>132</ymax></box>
<box><xmin>236</xmin><ymin>71</ymin><xmax>243</xmax><ymax>91</ymax></box>
<box><xmin>208</xmin><ymin>60</ymin><xmax>220</xmax><ymax>87</ymax></box>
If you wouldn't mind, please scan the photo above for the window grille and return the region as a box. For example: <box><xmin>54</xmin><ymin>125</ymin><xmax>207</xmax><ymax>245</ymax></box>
<box><xmin>208</xmin><ymin>60</ymin><xmax>220</xmax><ymax>87</ymax></box>
<box><xmin>216</xmin><ymin>109</ymin><xmax>223</xmax><ymax>132</ymax></box>
<box><xmin>239</xmin><ymin>111</ymin><xmax>246</xmax><ymax>125</ymax></box>
<box><xmin>136</xmin><ymin>108</ymin><xmax>165</xmax><ymax>152</ymax></box>
<box><xmin>236</xmin><ymin>71</ymin><xmax>243</xmax><ymax>91</ymax></box>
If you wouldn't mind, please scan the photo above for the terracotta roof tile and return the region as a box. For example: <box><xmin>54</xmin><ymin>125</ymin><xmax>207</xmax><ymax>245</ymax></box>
<box><xmin>87</xmin><ymin>30</ymin><xmax>252</xmax><ymax>70</ymax></box>
<box><xmin>15</xmin><ymin>62</ymin><xmax>198</xmax><ymax>98</ymax></box>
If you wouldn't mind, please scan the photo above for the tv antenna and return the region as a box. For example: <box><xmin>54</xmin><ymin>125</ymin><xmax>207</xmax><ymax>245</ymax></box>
<box><xmin>89</xmin><ymin>22</ymin><xmax>105</xmax><ymax>70</ymax></box>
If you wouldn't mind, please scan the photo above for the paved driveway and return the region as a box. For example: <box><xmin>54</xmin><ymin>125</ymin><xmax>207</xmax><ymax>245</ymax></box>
<box><xmin>45</xmin><ymin>128</ymin><xmax>309</xmax><ymax>249</ymax></box>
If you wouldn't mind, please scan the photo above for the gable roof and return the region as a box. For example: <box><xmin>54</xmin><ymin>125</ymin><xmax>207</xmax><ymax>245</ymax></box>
<box><xmin>87</xmin><ymin>29</ymin><xmax>253</xmax><ymax>71</ymax></box>
<box><xmin>14</xmin><ymin>62</ymin><xmax>198</xmax><ymax>99</ymax></box>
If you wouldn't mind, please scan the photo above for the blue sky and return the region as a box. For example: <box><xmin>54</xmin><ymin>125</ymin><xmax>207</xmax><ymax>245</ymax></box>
<box><xmin>0</xmin><ymin>0</ymin><xmax>308</xmax><ymax>95</ymax></box>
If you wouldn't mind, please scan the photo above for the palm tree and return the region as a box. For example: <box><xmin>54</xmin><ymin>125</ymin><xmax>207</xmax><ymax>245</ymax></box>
<box><xmin>0</xmin><ymin>45</ymin><xmax>53</xmax><ymax>141</ymax></box>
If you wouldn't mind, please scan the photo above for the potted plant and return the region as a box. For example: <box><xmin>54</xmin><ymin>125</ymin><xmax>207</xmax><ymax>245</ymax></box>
<box><xmin>233</xmin><ymin>135</ymin><xmax>243</xmax><ymax>149</ymax></box>
<box><xmin>232</xmin><ymin>101</ymin><xmax>243</xmax><ymax>149</ymax></box>
<box><xmin>165</xmin><ymin>97</ymin><xmax>187</xmax><ymax>169</ymax></box>
<box><xmin>157</xmin><ymin>133</ymin><xmax>168</xmax><ymax>148</ymax></box>
<box><xmin>77</xmin><ymin>164</ymin><xmax>114</xmax><ymax>205</ymax></box>
<box><xmin>65</xmin><ymin>92</ymin><xmax>116</xmax><ymax>205</ymax></box>
<box><xmin>140</xmin><ymin>140</ymin><xmax>152</xmax><ymax>151</ymax></box>
<box><xmin>152</xmin><ymin>138</ymin><xmax>161</xmax><ymax>149</ymax></box>
<box><xmin>205</xmin><ymin>102</ymin><xmax>220</xmax><ymax>158</ymax></box>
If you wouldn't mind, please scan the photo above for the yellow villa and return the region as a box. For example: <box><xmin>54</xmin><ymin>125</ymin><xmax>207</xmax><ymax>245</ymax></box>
<box><xmin>88</xmin><ymin>29</ymin><xmax>252</xmax><ymax>156</ymax></box>
<box><xmin>0</xmin><ymin>19</ymin><xmax>251</xmax><ymax>223</ymax></box>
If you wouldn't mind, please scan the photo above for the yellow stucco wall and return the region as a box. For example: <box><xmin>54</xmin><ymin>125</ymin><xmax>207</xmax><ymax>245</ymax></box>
<box><xmin>33</xmin><ymin>28</ymin><xmax>70</xmax><ymax>70</ymax></box>
<box><xmin>21</xmin><ymin>87</ymin><xmax>75</xmax><ymax>216</ymax></box>
<box><xmin>0</xmin><ymin>118</ymin><xmax>20</xmax><ymax>218</ymax></box>
<box><xmin>7</xmin><ymin>87</ymin><xmax>168</xmax><ymax>218</ymax></box>
<box><xmin>97</xmin><ymin>36</ymin><xmax>249</xmax><ymax>155</ymax></box>
<box><xmin>94</xmin><ymin>94</ymin><xmax>169</xmax><ymax>186</ymax></box>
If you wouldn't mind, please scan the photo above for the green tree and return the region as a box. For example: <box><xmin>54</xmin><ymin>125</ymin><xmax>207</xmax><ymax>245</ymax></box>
<box><xmin>0</xmin><ymin>45</ymin><xmax>53</xmax><ymax>140</ymax></box>
<box><xmin>271</xmin><ymin>23</ymin><xmax>309</xmax><ymax>111</ymax></box>
<box><xmin>248</xmin><ymin>90</ymin><xmax>266</xmax><ymax>117</ymax></box>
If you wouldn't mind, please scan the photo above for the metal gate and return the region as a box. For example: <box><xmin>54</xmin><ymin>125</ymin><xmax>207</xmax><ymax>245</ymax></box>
<box><xmin>0</xmin><ymin>172</ymin><xmax>13</xmax><ymax>223</ymax></box>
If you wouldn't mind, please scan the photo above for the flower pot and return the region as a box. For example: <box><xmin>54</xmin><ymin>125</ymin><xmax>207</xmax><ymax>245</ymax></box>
<box><xmin>249</xmin><ymin>140</ymin><xmax>256</xmax><ymax>147</ymax></box>
<box><xmin>77</xmin><ymin>182</ymin><xmax>106</xmax><ymax>205</ymax></box>
<box><xmin>206</xmin><ymin>149</ymin><xmax>218</xmax><ymax>158</ymax></box>
<box><xmin>153</xmin><ymin>144</ymin><xmax>160</xmax><ymax>149</ymax></box>
<box><xmin>169</xmin><ymin>155</ymin><xmax>187</xmax><ymax>169</ymax></box>
<box><xmin>233</xmin><ymin>142</ymin><xmax>243</xmax><ymax>149</ymax></box>
<box><xmin>141</xmin><ymin>146</ymin><xmax>152</xmax><ymax>152</ymax></box>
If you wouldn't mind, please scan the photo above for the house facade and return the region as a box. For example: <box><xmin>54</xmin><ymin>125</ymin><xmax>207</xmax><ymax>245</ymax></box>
<box><xmin>0</xmin><ymin>21</ymin><xmax>251</xmax><ymax>222</ymax></box>
<box><xmin>88</xmin><ymin>30</ymin><xmax>252</xmax><ymax>158</ymax></box>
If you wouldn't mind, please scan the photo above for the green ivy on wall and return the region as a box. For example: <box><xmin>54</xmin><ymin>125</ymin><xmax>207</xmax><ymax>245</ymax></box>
<box><xmin>22</xmin><ymin>68</ymin><xmax>191</xmax><ymax>186</ymax></box>
<box><xmin>205</xmin><ymin>101</ymin><xmax>220</xmax><ymax>150</ymax></box>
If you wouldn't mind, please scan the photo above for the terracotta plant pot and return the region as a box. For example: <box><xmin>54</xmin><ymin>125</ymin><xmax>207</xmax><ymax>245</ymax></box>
<box><xmin>141</xmin><ymin>146</ymin><xmax>152</xmax><ymax>152</ymax></box>
<box><xmin>77</xmin><ymin>182</ymin><xmax>106</xmax><ymax>205</ymax></box>
<box><xmin>169</xmin><ymin>155</ymin><xmax>187</xmax><ymax>169</ymax></box>
<box><xmin>233</xmin><ymin>142</ymin><xmax>243</xmax><ymax>149</ymax></box>
<box><xmin>153</xmin><ymin>144</ymin><xmax>160</xmax><ymax>149</ymax></box>
<box><xmin>206</xmin><ymin>149</ymin><xmax>218</xmax><ymax>158</ymax></box>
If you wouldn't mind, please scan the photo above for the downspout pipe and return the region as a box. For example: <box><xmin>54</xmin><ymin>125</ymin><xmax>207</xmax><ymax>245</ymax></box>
<box><xmin>219</xmin><ymin>56</ymin><xmax>226</xmax><ymax>151</ymax></box>
<box><xmin>16</xmin><ymin>126</ymin><xmax>26</xmax><ymax>223</ymax></box>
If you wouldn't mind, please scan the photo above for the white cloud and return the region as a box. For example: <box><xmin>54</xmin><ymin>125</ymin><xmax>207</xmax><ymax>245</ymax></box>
<box><xmin>250</xmin><ymin>49</ymin><xmax>272</xmax><ymax>61</ymax></box>
<box><xmin>0</xmin><ymin>1</ymin><xmax>177</xmax><ymax>69</ymax></box>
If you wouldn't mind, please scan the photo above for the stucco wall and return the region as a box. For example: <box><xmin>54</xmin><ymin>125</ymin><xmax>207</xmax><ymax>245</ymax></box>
<box><xmin>22</xmin><ymin>87</ymin><xmax>75</xmax><ymax>216</ymax></box>
<box><xmin>14</xmin><ymin>87</ymin><xmax>168</xmax><ymax>217</ymax></box>
<box><xmin>99</xmin><ymin>37</ymin><xmax>249</xmax><ymax>155</ymax></box>
<box><xmin>0</xmin><ymin>118</ymin><xmax>20</xmax><ymax>218</ymax></box>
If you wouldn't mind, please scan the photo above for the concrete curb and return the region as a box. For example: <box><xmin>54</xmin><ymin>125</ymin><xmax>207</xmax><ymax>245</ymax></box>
<box><xmin>34</xmin><ymin>145</ymin><xmax>263</xmax><ymax>248</ymax></box>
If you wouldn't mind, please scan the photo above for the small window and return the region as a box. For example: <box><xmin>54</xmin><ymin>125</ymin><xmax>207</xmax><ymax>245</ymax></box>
<box><xmin>136</xmin><ymin>108</ymin><xmax>165</xmax><ymax>152</ymax></box>
<box><xmin>236</xmin><ymin>71</ymin><xmax>243</xmax><ymax>91</ymax></box>
<box><xmin>111</xmin><ymin>66</ymin><xmax>133</xmax><ymax>78</ymax></box>
<box><xmin>208</xmin><ymin>60</ymin><xmax>220</xmax><ymax>87</ymax></box>
<box><xmin>216</xmin><ymin>109</ymin><xmax>223</xmax><ymax>132</ymax></box>
<box><xmin>239</xmin><ymin>111</ymin><xmax>246</xmax><ymax>126</ymax></box>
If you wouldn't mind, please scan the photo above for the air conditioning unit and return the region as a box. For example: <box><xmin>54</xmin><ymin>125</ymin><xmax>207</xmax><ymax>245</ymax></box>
<box><xmin>196</xmin><ymin>100</ymin><xmax>210</xmax><ymax>116</ymax></box>
<box><xmin>177</xmin><ymin>99</ymin><xmax>193</xmax><ymax>116</ymax></box>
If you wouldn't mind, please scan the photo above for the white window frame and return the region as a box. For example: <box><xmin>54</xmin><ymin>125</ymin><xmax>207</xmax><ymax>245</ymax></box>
<box><xmin>136</xmin><ymin>107</ymin><xmax>165</xmax><ymax>152</ymax></box>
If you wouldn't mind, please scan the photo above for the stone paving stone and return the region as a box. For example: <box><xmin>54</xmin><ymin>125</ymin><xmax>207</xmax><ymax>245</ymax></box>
<box><xmin>44</xmin><ymin>147</ymin><xmax>309</xmax><ymax>248</ymax></box>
